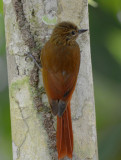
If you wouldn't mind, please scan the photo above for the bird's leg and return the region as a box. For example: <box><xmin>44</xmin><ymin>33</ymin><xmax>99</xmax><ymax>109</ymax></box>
<box><xmin>25</xmin><ymin>52</ymin><xmax>42</xmax><ymax>70</ymax></box>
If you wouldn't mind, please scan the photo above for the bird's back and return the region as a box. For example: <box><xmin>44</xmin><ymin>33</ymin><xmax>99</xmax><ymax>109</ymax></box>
<box><xmin>41</xmin><ymin>40</ymin><xmax>80</xmax><ymax>75</ymax></box>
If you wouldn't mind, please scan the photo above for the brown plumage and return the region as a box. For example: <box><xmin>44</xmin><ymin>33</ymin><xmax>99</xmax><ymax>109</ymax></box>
<box><xmin>41</xmin><ymin>21</ymin><xmax>87</xmax><ymax>159</ymax></box>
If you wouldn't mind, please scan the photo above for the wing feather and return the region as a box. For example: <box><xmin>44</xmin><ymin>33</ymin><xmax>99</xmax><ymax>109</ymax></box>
<box><xmin>41</xmin><ymin>40</ymin><xmax>80</xmax><ymax>113</ymax></box>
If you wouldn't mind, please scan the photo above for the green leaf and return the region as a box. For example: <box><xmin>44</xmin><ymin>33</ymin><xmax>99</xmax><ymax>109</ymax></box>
<box><xmin>88</xmin><ymin>0</ymin><xmax>98</xmax><ymax>7</ymax></box>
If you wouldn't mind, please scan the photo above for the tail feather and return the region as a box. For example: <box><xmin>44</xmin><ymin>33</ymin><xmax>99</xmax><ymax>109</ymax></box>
<box><xmin>57</xmin><ymin>102</ymin><xmax>73</xmax><ymax>159</ymax></box>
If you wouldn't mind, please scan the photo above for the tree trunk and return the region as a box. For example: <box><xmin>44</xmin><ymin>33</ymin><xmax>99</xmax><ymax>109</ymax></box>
<box><xmin>3</xmin><ymin>0</ymin><xmax>98</xmax><ymax>159</ymax></box>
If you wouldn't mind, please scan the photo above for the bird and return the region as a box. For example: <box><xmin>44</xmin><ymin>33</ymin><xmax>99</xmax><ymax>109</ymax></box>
<box><xmin>41</xmin><ymin>21</ymin><xmax>87</xmax><ymax>159</ymax></box>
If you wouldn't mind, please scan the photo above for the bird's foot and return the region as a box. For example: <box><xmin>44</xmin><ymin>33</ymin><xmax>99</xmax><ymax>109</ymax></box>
<box><xmin>25</xmin><ymin>52</ymin><xmax>42</xmax><ymax>70</ymax></box>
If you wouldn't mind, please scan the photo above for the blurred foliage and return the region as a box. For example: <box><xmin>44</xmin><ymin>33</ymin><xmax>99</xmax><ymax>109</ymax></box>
<box><xmin>0</xmin><ymin>0</ymin><xmax>3</xmax><ymax>14</ymax></box>
<box><xmin>0</xmin><ymin>6</ymin><xmax>5</xmax><ymax>56</ymax></box>
<box><xmin>0</xmin><ymin>1</ymin><xmax>12</xmax><ymax>160</ymax></box>
<box><xmin>0</xmin><ymin>0</ymin><xmax>121</xmax><ymax>160</ymax></box>
<box><xmin>106</xmin><ymin>29</ymin><xmax>121</xmax><ymax>66</ymax></box>
<box><xmin>0</xmin><ymin>88</ymin><xmax>12</xmax><ymax>160</ymax></box>
<box><xmin>89</xmin><ymin>0</ymin><xmax>121</xmax><ymax>159</ymax></box>
<box><xmin>96</xmin><ymin>0</ymin><xmax>121</xmax><ymax>16</ymax></box>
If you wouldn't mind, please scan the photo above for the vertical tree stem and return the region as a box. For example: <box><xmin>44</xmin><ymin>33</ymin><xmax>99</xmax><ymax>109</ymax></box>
<box><xmin>3</xmin><ymin>0</ymin><xmax>98</xmax><ymax>159</ymax></box>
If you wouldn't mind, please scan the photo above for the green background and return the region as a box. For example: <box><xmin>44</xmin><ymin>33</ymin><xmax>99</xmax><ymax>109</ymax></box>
<box><xmin>0</xmin><ymin>0</ymin><xmax>121</xmax><ymax>159</ymax></box>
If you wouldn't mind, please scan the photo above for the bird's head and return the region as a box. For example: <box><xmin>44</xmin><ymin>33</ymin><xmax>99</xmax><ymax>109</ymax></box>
<box><xmin>50</xmin><ymin>21</ymin><xmax>87</xmax><ymax>45</ymax></box>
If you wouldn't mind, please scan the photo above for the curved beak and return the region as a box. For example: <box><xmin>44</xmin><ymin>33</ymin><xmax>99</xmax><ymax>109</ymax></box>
<box><xmin>78</xmin><ymin>29</ymin><xmax>88</xmax><ymax>34</ymax></box>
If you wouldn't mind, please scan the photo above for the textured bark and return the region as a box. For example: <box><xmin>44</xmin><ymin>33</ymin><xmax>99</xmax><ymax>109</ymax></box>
<box><xmin>3</xmin><ymin>0</ymin><xmax>98</xmax><ymax>159</ymax></box>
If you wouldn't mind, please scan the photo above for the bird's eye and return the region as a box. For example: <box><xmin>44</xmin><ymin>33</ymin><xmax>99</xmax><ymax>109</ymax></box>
<box><xmin>71</xmin><ymin>31</ymin><xmax>75</xmax><ymax>35</ymax></box>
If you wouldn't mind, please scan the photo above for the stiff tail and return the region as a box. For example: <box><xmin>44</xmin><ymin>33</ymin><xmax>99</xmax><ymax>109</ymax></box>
<box><xmin>56</xmin><ymin>102</ymin><xmax>73</xmax><ymax>159</ymax></box>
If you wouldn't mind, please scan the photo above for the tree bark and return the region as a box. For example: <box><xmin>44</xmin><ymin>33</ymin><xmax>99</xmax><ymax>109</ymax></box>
<box><xmin>3</xmin><ymin>0</ymin><xmax>98</xmax><ymax>159</ymax></box>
